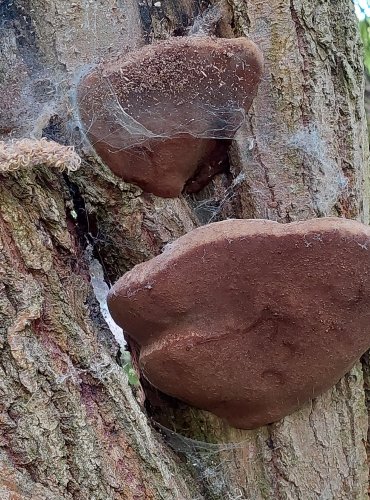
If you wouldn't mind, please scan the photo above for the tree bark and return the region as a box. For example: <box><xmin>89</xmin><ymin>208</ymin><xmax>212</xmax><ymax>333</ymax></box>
<box><xmin>0</xmin><ymin>0</ymin><xmax>369</xmax><ymax>499</ymax></box>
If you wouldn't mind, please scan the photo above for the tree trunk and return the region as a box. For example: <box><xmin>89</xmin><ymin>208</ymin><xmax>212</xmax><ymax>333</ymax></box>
<box><xmin>0</xmin><ymin>0</ymin><xmax>369</xmax><ymax>499</ymax></box>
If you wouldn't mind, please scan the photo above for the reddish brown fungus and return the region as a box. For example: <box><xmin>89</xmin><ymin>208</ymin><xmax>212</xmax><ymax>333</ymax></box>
<box><xmin>77</xmin><ymin>37</ymin><xmax>263</xmax><ymax>197</ymax></box>
<box><xmin>108</xmin><ymin>218</ymin><xmax>370</xmax><ymax>429</ymax></box>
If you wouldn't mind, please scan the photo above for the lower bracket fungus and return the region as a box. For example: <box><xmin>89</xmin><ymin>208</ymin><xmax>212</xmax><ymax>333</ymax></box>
<box><xmin>107</xmin><ymin>218</ymin><xmax>370</xmax><ymax>429</ymax></box>
<box><xmin>77</xmin><ymin>36</ymin><xmax>263</xmax><ymax>197</ymax></box>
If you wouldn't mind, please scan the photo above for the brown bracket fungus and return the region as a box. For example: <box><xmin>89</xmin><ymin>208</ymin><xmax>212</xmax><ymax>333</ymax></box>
<box><xmin>77</xmin><ymin>37</ymin><xmax>263</xmax><ymax>197</ymax></box>
<box><xmin>108</xmin><ymin>218</ymin><xmax>370</xmax><ymax>429</ymax></box>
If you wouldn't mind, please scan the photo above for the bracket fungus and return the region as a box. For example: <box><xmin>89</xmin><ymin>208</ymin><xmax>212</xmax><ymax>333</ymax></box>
<box><xmin>108</xmin><ymin>218</ymin><xmax>370</xmax><ymax>429</ymax></box>
<box><xmin>77</xmin><ymin>36</ymin><xmax>263</xmax><ymax>197</ymax></box>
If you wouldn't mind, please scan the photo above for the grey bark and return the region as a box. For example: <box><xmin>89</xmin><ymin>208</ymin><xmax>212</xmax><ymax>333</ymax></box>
<box><xmin>0</xmin><ymin>0</ymin><xmax>369</xmax><ymax>499</ymax></box>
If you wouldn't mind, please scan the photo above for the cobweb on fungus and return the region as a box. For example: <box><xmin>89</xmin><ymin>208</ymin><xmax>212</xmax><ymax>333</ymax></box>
<box><xmin>73</xmin><ymin>35</ymin><xmax>262</xmax><ymax>162</ymax></box>
<box><xmin>102</xmin><ymin>78</ymin><xmax>247</xmax><ymax>145</ymax></box>
<box><xmin>68</xmin><ymin>6</ymin><xmax>246</xmax><ymax>161</ymax></box>
<box><xmin>70</xmin><ymin>27</ymin><xmax>348</xmax><ymax>211</ymax></box>
<box><xmin>65</xmin><ymin>1</ymin><xmax>350</xmax><ymax>215</ymax></box>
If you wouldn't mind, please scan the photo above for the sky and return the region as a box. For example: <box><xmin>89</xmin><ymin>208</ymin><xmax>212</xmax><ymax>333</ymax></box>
<box><xmin>354</xmin><ymin>0</ymin><xmax>370</xmax><ymax>19</ymax></box>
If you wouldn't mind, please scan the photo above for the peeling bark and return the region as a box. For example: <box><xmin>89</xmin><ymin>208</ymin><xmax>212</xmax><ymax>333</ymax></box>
<box><xmin>0</xmin><ymin>0</ymin><xmax>369</xmax><ymax>498</ymax></box>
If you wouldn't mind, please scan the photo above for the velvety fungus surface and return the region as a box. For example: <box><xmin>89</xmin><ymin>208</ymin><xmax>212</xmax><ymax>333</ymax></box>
<box><xmin>77</xmin><ymin>36</ymin><xmax>263</xmax><ymax>197</ymax></box>
<box><xmin>108</xmin><ymin>218</ymin><xmax>370</xmax><ymax>429</ymax></box>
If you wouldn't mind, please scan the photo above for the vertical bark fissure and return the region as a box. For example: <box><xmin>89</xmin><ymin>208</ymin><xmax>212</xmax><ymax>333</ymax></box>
<box><xmin>289</xmin><ymin>0</ymin><xmax>310</xmax><ymax>125</ymax></box>
<box><xmin>247</xmin><ymin>113</ymin><xmax>279</xmax><ymax>218</ymax></box>
<box><xmin>289</xmin><ymin>0</ymin><xmax>321</xmax><ymax>218</ymax></box>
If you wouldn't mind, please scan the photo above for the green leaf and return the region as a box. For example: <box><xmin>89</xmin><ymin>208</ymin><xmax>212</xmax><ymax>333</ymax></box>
<box><xmin>359</xmin><ymin>18</ymin><xmax>370</xmax><ymax>74</ymax></box>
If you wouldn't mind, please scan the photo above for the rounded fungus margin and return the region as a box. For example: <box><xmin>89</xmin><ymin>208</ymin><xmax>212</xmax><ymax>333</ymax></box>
<box><xmin>77</xmin><ymin>36</ymin><xmax>264</xmax><ymax>198</ymax></box>
<box><xmin>108</xmin><ymin>217</ymin><xmax>370</xmax><ymax>429</ymax></box>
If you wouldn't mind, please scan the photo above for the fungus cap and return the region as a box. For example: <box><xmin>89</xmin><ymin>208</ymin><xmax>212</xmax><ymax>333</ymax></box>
<box><xmin>77</xmin><ymin>36</ymin><xmax>263</xmax><ymax>197</ymax></box>
<box><xmin>108</xmin><ymin>218</ymin><xmax>370</xmax><ymax>429</ymax></box>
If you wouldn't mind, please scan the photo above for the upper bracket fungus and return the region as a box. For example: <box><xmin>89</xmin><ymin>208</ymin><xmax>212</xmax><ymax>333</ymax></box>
<box><xmin>108</xmin><ymin>218</ymin><xmax>370</xmax><ymax>429</ymax></box>
<box><xmin>77</xmin><ymin>36</ymin><xmax>263</xmax><ymax>197</ymax></box>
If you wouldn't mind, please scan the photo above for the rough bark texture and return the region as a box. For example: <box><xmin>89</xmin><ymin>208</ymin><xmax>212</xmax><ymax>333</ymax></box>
<box><xmin>366</xmin><ymin>72</ymin><xmax>370</xmax><ymax>135</ymax></box>
<box><xmin>0</xmin><ymin>0</ymin><xmax>369</xmax><ymax>499</ymax></box>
